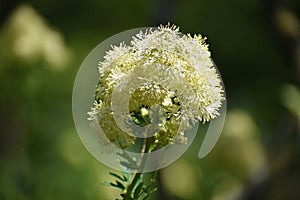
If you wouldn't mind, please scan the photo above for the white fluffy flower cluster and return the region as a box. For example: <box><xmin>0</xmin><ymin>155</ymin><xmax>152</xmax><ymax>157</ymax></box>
<box><xmin>88</xmin><ymin>24</ymin><xmax>225</xmax><ymax>149</ymax></box>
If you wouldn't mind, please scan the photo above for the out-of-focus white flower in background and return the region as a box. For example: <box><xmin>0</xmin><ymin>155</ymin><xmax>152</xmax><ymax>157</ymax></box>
<box><xmin>1</xmin><ymin>4</ymin><xmax>71</xmax><ymax>70</ymax></box>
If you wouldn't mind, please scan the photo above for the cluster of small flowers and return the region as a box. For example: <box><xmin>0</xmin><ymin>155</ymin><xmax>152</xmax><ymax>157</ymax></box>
<box><xmin>88</xmin><ymin>24</ymin><xmax>225</xmax><ymax>149</ymax></box>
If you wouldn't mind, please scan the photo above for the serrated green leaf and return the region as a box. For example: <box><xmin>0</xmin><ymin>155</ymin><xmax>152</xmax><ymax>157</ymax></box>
<box><xmin>109</xmin><ymin>172</ymin><xmax>126</xmax><ymax>182</ymax></box>
<box><xmin>122</xmin><ymin>172</ymin><xmax>131</xmax><ymax>181</ymax></box>
<box><xmin>110</xmin><ymin>180</ymin><xmax>125</xmax><ymax>190</ymax></box>
<box><xmin>134</xmin><ymin>182</ymin><xmax>143</xmax><ymax>198</ymax></box>
<box><xmin>116</xmin><ymin>181</ymin><xmax>126</xmax><ymax>190</ymax></box>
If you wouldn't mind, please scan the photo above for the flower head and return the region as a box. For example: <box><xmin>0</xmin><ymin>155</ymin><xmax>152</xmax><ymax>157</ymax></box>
<box><xmin>88</xmin><ymin>24</ymin><xmax>225</xmax><ymax>149</ymax></box>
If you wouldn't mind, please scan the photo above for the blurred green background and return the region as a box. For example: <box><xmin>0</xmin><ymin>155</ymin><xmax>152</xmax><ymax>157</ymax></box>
<box><xmin>1</xmin><ymin>0</ymin><xmax>300</xmax><ymax>199</ymax></box>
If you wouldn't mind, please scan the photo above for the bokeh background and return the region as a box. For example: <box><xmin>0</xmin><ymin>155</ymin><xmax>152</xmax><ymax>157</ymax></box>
<box><xmin>1</xmin><ymin>0</ymin><xmax>300</xmax><ymax>199</ymax></box>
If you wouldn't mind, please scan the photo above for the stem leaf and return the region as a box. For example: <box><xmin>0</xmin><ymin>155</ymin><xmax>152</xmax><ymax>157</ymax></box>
<box><xmin>134</xmin><ymin>182</ymin><xmax>143</xmax><ymax>198</ymax></box>
<box><xmin>110</xmin><ymin>180</ymin><xmax>125</xmax><ymax>190</ymax></box>
<box><xmin>109</xmin><ymin>172</ymin><xmax>126</xmax><ymax>182</ymax></box>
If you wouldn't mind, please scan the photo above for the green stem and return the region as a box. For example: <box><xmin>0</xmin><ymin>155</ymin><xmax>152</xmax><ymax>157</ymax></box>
<box><xmin>123</xmin><ymin>138</ymin><xmax>157</xmax><ymax>199</ymax></box>
<box><xmin>124</xmin><ymin>172</ymin><xmax>143</xmax><ymax>198</ymax></box>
